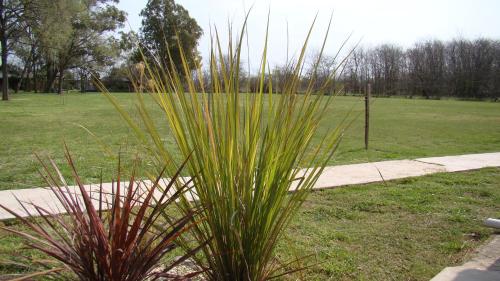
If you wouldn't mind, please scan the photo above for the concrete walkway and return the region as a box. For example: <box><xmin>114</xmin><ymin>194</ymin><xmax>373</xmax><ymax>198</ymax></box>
<box><xmin>0</xmin><ymin>152</ymin><xmax>499</xmax><ymax>221</ymax></box>
<box><xmin>431</xmin><ymin>235</ymin><xmax>500</xmax><ymax>281</ymax></box>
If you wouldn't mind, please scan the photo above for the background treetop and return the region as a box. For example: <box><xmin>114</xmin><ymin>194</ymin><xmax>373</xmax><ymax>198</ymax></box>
<box><xmin>138</xmin><ymin>0</ymin><xmax>203</xmax><ymax>72</ymax></box>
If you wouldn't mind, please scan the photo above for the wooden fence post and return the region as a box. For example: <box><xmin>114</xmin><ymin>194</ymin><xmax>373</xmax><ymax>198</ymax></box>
<box><xmin>365</xmin><ymin>83</ymin><xmax>371</xmax><ymax>150</ymax></box>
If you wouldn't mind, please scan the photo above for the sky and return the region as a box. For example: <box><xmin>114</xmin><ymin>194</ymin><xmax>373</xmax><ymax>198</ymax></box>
<box><xmin>117</xmin><ymin>0</ymin><xmax>500</xmax><ymax>70</ymax></box>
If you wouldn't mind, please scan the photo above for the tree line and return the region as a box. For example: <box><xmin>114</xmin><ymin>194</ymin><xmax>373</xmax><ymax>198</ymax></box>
<box><xmin>342</xmin><ymin>38</ymin><xmax>500</xmax><ymax>99</ymax></box>
<box><xmin>190</xmin><ymin>38</ymin><xmax>500</xmax><ymax>101</ymax></box>
<box><xmin>2</xmin><ymin>0</ymin><xmax>498</xmax><ymax>100</ymax></box>
<box><xmin>0</xmin><ymin>0</ymin><xmax>203</xmax><ymax>100</ymax></box>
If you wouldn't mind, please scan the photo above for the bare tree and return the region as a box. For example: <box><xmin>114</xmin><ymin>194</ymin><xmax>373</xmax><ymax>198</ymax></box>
<box><xmin>0</xmin><ymin>0</ymin><xmax>29</xmax><ymax>100</ymax></box>
<box><xmin>305</xmin><ymin>50</ymin><xmax>337</xmax><ymax>94</ymax></box>
<box><xmin>272</xmin><ymin>60</ymin><xmax>295</xmax><ymax>94</ymax></box>
<box><xmin>407</xmin><ymin>40</ymin><xmax>446</xmax><ymax>98</ymax></box>
<box><xmin>341</xmin><ymin>38</ymin><xmax>500</xmax><ymax>100</ymax></box>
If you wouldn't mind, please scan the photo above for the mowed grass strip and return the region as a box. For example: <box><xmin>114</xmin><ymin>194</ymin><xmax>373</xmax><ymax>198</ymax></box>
<box><xmin>1</xmin><ymin>168</ymin><xmax>499</xmax><ymax>280</ymax></box>
<box><xmin>0</xmin><ymin>92</ymin><xmax>499</xmax><ymax>190</ymax></box>
<box><xmin>279</xmin><ymin>167</ymin><xmax>500</xmax><ymax>280</ymax></box>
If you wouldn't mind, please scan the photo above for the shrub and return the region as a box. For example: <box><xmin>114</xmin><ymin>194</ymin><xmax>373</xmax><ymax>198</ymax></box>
<box><xmin>0</xmin><ymin>147</ymin><xmax>204</xmax><ymax>281</ymax></box>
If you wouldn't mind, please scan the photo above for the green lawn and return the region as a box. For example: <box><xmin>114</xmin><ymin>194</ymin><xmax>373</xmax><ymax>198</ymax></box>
<box><xmin>0</xmin><ymin>92</ymin><xmax>499</xmax><ymax>190</ymax></box>
<box><xmin>1</xmin><ymin>168</ymin><xmax>499</xmax><ymax>280</ymax></box>
<box><xmin>281</xmin><ymin>167</ymin><xmax>500</xmax><ymax>280</ymax></box>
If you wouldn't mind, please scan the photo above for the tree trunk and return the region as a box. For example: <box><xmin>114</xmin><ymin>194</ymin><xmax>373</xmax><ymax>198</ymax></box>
<box><xmin>44</xmin><ymin>62</ymin><xmax>56</xmax><ymax>92</ymax></box>
<box><xmin>80</xmin><ymin>70</ymin><xmax>86</xmax><ymax>93</ymax></box>
<box><xmin>57</xmin><ymin>69</ymin><xmax>63</xmax><ymax>95</ymax></box>
<box><xmin>1</xmin><ymin>0</ymin><xmax>8</xmax><ymax>101</ymax></box>
<box><xmin>16</xmin><ymin>46</ymin><xmax>34</xmax><ymax>93</ymax></box>
<box><xmin>25</xmin><ymin>62</ymin><xmax>32</xmax><ymax>91</ymax></box>
<box><xmin>33</xmin><ymin>63</ymin><xmax>37</xmax><ymax>93</ymax></box>
<box><xmin>1</xmin><ymin>33</ymin><xmax>7</xmax><ymax>100</ymax></box>
<box><xmin>16</xmin><ymin>56</ymin><xmax>30</xmax><ymax>93</ymax></box>
<box><xmin>80</xmin><ymin>77</ymin><xmax>85</xmax><ymax>93</ymax></box>
<box><xmin>45</xmin><ymin>63</ymin><xmax>52</xmax><ymax>92</ymax></box>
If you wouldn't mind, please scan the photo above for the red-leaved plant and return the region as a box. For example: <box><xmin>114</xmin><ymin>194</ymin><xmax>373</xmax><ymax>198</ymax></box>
<box><xmin>0</xmin><ymin>147</ymin><xmax>205</xmax><ymax>281</ymax></box>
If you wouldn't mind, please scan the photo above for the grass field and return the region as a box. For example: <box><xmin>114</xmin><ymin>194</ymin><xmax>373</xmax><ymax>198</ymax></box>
<box><xmin>0</xmin><ymin>92</ymin><xmax>499</xmax><ymax>280</ymax></box>
<box><xmin>0</xmin><ymin>92</ymin><xmax>499</xmax><ymax>190</ymax></box>
<box><xmin>279</xmin><ymin>167</ymin><xmax>500</xmax><ymax>280</ymax></box>
<box><xmin>1</xmin><ymin>168</ymin><xmax>499</xmax><ymax>280</ymax></box>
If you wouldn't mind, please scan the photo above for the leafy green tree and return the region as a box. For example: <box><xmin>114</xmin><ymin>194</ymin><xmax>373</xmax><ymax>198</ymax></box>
<box><xmin>101</xmin><ymin>62</ymin><xmax>133</xmax><ymax>92</ymax></box>
<box><xmin>31</xmin><ymin>0</ymin><xmax>125</xmax><ymax>94</ymax></box>
<box><xmin>139</xmin><ymin>0</ymin><xmax>203</xmax><ymax>73</ymax></box>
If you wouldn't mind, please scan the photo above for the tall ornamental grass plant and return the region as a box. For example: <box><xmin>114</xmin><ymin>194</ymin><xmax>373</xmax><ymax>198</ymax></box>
<box><xmin>102</xmin><ymin>14</ymin><xmax>352</xmax><ymax>281</ymax></box>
